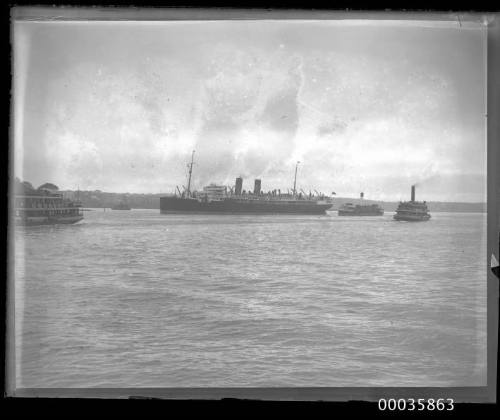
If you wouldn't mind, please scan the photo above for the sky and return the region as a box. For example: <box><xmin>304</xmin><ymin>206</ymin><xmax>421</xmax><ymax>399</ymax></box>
<box><xmin>13</xmin><ymin>19</ymin><xmax>487</xmax><ymax>202</ymax></box>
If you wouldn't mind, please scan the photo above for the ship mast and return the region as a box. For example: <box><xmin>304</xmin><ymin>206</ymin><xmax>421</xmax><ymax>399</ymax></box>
<box><xmin>186</xmin><ymin>150</ymin><xmax>195</xmax><ymax>197</ymax></box>
<box><xmin>293</xmin><ymin>161</ymin><xmax>300</xmax><ymax>197</ymax></box>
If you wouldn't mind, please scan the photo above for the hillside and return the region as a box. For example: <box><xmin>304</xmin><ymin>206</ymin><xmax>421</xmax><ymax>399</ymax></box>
<box><xmin>61</xmin><ymin>190</ymin><xmax>487</xmax><ymax>213</ymax></box>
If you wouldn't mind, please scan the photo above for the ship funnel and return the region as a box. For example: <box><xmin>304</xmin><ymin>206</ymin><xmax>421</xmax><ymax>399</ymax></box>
<box><xmin>235</xmin><ymin>177</ymin><xmax>243</xmax><ymax>195</ymax></box>
<box><xmin>411</xmin><ymin>185</ymin><xmax>415</xmax><ymax>202</ymax></box>
<box><xmin>360</xmin><ymin>192</ymin><xmax>364</xmax><ymax>199</ymax></box>
<box><xmin>254</xmin><ymin>179</ymin><xmax>261</xmax><ymax>195</ymax></box>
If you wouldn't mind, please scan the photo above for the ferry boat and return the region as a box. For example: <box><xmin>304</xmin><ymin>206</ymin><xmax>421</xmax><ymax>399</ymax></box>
<box><xmin>111</xmin><ymin>200</ymin><xmax>131</xmax><ymax>210</ymax></box>
<box><xmin>160</xmin><ymin>152</ymin><xmax>334</xmax><ymax>214</ymax></box>
<box><xmin>14</xmin><ymin>180</ymin><xmax>83</xmax><ymax>225</ymax></box>
<box><xmin>338</xmin><ymin>193</ymin><xmax>384</xmax><ymax>216</ymax></box>
<box><xmin>394</xmin><ymin>185</ymin><xmax>431</xmax><ymax>221</ymax></box>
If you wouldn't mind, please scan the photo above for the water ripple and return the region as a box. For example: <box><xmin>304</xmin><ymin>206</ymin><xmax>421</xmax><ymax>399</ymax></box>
<box><xmin>14</xmin><ymin>210</ymin><xmax>487</xmax><ymax>387</ymax></box>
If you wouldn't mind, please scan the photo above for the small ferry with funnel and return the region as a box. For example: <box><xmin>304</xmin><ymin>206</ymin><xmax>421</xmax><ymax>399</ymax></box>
<box><xmin>111</xmin><ymin>199</ymin><xmax>131</xmax><ymax>210</ymax></box>
<box><xmin>13</xmin><ymin>179</ymin><xmax>83</xmax><ymax>225</ymax></box>
<box><xmin>160</xmin><ymin>152</ymin><xmax>334</xmax><ymax>214</ymax></box>
<box><xmin>338</xmin><ymin>193</ymin><xmax>384</xmax><ymax>216</ymax></box>
<box><xmin>394</xmin><ymin>185</ymin><xmax>431</xmax><ymax>221</ymax></box>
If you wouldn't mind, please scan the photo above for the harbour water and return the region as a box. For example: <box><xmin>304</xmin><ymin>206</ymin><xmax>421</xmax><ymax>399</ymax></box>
<box><xmin>13</xmin><ymin>210</ymin><xmax>487</xmax><ymax>387</ymax></box>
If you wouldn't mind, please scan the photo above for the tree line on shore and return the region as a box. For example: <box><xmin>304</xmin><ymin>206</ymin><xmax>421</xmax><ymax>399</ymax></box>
<box><xmin>59</xmin><ymin>189</ymin><xmax>486</xmax><ymax>212</ymax></box>
<box><xmin>13</xmin><ymin>178</ymin><xmax>487</xmax><ymax>212</ymax></box>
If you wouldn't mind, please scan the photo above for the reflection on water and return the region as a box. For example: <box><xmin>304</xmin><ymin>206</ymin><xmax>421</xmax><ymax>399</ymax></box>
<box><xmin>14</xmin><ymin>210</ymin><xmax>487</xmax><ymax>387</ymax></box>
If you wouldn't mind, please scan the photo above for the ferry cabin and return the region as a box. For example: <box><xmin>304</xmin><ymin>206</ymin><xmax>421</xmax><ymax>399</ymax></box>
<box><xmin>14</xmin><ymin>194</ymin><xmax>83</xmax><ymax>221</ymax></box>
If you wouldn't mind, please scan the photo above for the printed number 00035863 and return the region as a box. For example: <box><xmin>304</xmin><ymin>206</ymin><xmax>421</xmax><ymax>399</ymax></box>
<box><xmin>378</xmin><ymin>398</ymin><xmax>454</xmax><ymax>411</ymax></box>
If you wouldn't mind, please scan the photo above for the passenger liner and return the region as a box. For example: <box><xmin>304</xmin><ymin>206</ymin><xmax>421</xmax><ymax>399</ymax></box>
<box><xmin>160</xmin><ymin>152</ymin><xmax>334</xmax><ymax>214</ymax></box>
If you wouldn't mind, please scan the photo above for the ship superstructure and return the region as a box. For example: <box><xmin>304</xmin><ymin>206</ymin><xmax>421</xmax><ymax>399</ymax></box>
<box><xmin>160</xmin><ymin>153</ymin><xmax>334</xmax><ymax>214</ymax></box>
<box><xmin>394</xmin><ymin>185</ymin><xmax>431</xmax><ymax>221</ymax></box>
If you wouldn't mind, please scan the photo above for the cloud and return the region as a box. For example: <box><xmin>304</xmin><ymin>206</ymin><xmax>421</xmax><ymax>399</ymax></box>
<box><xmin>14</xmin><ymin>21</ymin><xmax>486</xmax><ymax>201</ymax></box>
<box><xmin>45</xmin><ymin>131</ymin><xmax>103</xmax><ymax>188</ymax></box>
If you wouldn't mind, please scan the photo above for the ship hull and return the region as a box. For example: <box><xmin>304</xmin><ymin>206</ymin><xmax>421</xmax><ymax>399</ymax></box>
<box><xmin>393</xmin><ymin>214</ymin><xmax>431</xmax><ymax>221</ymax></box>
<box><xmin>16</xmin><ymin>215</ymin><xmax>84</xmax><ymax>226</ymax></box>
<box><xmin>338</xmin><ymin>210</ymin><xmax>384</xmax><ymax>216</ymax></box>
<box><xmin>160</xmin><ymin>196</ymin><xmax>332</xmax><ymax>214</ymax></box>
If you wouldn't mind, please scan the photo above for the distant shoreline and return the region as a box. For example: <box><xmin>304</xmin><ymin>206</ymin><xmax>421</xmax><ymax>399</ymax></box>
<box><xmin>61</xmin><ymin>190</ymin><xmax>486</xmax><ymax>204</ymax></box>
<box><xmin>86</xmin><ymin>207</ymin><xmax>487</xmax><ymax>214</ymax></box>
<box><xmin>62</xmin><ymin>189</ymin><xmax>486</xmax><ymax>213</ymax></box>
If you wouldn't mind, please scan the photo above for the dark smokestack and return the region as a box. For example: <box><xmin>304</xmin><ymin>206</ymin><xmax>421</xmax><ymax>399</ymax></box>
<box><xmin>254</xmin><ymin>179</ymin><xmax>261</xmax><ymax>195</ymax></box>
<box><xmin>235</xmin><ymin>177</ymin><xmax>243</xmax><ymax>195</ymax></box>
<box><xmin>411</xmin><ymin>185</ymin><xmax>415</xmax><ymax>202</ymax></box>
<box><xmin>360</xmin><ymin>192</ymin><xmax>364</xmax><ymax>199</ymax></box>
